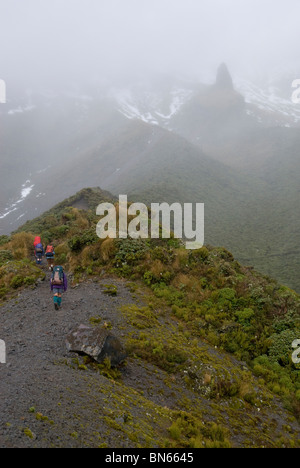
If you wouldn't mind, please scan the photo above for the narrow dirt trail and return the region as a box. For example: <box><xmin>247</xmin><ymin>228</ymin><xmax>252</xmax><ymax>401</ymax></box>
<box><xmin>0</xmin><ymin>267</ymin><xmax>137</xmax><ymax>447</ymax></box>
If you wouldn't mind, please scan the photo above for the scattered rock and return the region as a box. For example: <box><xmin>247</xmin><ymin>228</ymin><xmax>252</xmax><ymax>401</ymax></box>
<box><xmin>66</xmin><ymin>324</ymin><xmax>127</xmax><ymax>366</ymax></box>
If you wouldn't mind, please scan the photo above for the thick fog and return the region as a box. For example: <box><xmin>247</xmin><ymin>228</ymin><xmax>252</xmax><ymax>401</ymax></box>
<box><xmin>1</xmin><ymin>0</ymin><xmax>299</xmax><ymax>90</ymax></box>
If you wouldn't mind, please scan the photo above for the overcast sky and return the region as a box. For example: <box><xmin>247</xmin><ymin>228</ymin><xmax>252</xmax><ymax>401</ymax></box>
<box><xmin>1</xmin><ymin>0</ymin><xmax>299</xmax><ymax>89</ymax></box>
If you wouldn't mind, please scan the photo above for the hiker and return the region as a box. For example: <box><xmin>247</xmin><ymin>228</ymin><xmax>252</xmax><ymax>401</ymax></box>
<box><xmin>50</xmin><ymin>266</ymin><xmax>67</xmax><ymax>310</ymax></box>
<box><xmin>45</xmin><ymin>244</ymin><xmax>55</xmax><ymax>271</ymax></box>
<box><xmin>34</xmin><ymin>241</ymin><xmax>44</xmax><ymax>265</ymax></box>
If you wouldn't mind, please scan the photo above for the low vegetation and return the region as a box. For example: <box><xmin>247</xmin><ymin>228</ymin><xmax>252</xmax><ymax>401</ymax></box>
<box><xmin>1</xmin><ymin>188</ymin><xmax>299</xmax><ymax>447</ymax></box>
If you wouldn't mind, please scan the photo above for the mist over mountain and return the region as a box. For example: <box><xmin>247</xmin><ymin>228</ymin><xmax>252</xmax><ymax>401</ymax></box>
<box><xmin>0</xmin><ymin>0</ymin><xmax>300</xmax><ymax>294</ymax></box>
<box><xmin>0</xmin><ymin>64</ymin><xmax>299</xmax><ymax>293</ymax></box>
<box><xmin>1</xmin><ymin>0</ymin><xmax>300</xmax><ymax>89</ymax></box>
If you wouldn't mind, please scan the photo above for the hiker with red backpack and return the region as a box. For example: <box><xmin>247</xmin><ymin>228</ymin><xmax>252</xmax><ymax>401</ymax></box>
<box><xmin>50</xmin><ymin>266</ymin><xmax>67</xmax><ymax>310</ymax></box>
<box><xmin>34</xmin><ymin>236</ymin><xmax>41</xmax><ymax>248</ymax></box>
<box><xmin>45</xmin><ymin>244</ymin><xmax>55</xmax><ymax>271</ymax></box>
<box><xmin>34</xmin><ymin>237</ymin><xmax>45</xmax><ymax>265</ymax></box>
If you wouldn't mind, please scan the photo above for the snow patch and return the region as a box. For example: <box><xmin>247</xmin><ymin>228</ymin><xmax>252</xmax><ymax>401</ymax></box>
<box><xmin>236</xmin><ymin>77</ymin><xmax>300</xmax><ymax>125</ymax></box>
<box><xmin>21</xmin><ymin>186</ymin><xmax>34</xmax><ymax>199</ymax></box>
<box><xmin>0</xmin><ymin>181</ymin><xmax>35</xmax><ymax>220</ymax></box>
<box><xmin>113</xmin><ymin>86</ymin><xmax>192</xmax><ymax>125</ymax></box>
<box><xmin>0</xmin><ymin>207</ymin><xmax>18</xmax><ymax>220</ymax></box>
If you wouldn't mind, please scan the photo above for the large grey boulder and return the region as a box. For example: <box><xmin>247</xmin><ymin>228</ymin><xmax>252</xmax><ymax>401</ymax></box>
<box><xmin>66</xmin><ymin>324</ymin><xmax>126</xmax><ymax>366</ymax></box>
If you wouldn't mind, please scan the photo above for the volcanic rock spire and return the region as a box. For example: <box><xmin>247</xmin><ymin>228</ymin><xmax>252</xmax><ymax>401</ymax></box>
<box><xmin>216</xmin><ymin>63</ymin><xmax>234</xmax><ymax>90</ymax></box>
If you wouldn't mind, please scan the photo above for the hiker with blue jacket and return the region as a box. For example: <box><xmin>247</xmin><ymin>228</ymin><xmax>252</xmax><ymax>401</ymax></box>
<box><xmin>50</xmin><ymin>266</ymin><xmax>68</xmax><ymax>310</ymax></box>
<box><xmin>34</xmin><ymin>241</ymin><xmax>45</xmax><ymax>265</ymax></box>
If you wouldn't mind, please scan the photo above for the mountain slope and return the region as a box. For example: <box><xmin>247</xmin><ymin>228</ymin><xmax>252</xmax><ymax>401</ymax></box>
<box><xmin>0</xmin><ymin>95</ymin><xmax>128</xmax><ymax>230</ymax></box>
<box><xmin>9</xmin><ymin>121</ymin><xmax>266</xmax><ymax>273</ymax></box>
<box><xmin>1</xmin><ymin>68</ymin><xmax>299</xmax><ymax>293</ymax></box>
<box><xmin>0</xmin><ymin>275</ymin><xmax>299</xmax><ymax>448</ymax></box>
<box><xmin>164</xmin><ymin>68</ymin><xmax>300</xmax><ymax>292</ymax></box>
<box><xmin>0</xmin><ymin>188</ymin><xmax>299</xmax><ymax>448</ymax></box>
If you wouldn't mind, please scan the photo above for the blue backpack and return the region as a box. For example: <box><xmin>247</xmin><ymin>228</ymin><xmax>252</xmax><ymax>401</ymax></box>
<box><xmin>35</xmin><ymin>243</ymin><xmax>43</xmax><ymax>254</ymax></box>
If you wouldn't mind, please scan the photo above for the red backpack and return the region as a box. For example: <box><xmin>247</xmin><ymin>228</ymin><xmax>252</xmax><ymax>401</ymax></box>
<box><xmin>46</xmin><ymin>245</ymin><xmax>54</xmax><ymax>255</ymax></box>
<box><xmin>34</xmin><ymin>236</ymin><xmax>41</xmax><ymax>247</ymax></box>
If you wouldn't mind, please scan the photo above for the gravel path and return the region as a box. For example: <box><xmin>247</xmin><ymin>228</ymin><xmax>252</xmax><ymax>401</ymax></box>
<box><xmin>0</xmin><ymin>268</ymin><xmax>138</xmax><ymax>448</ymax></box>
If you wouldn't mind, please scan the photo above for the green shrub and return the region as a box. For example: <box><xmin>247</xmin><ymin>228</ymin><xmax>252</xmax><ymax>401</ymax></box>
<box><xmin>52</xmin><ymin>225</ymin><xmax>69</xmax><ymax>237</ymax></box>
<box><xmin>235</xmin><ymin>308</ymin><xmax>255</xmax><ymax>327</ymax></box>
<box><xmin>102</xmin><ymin>284</ymin><xmax>118</xmax><ymax>296</ymax></box>
<box><xmin>0</xmin><ymin>250</ymin><xmax>13</xmax><ymax>265</ymax></box>
<box><xmin>243</xmin><ymin>392</ymin><xmax>259</xmax><ymax>406</ymax></box>
<box><xmin>211</xmin><ymin>378</ymin><xmax>240</xmax><ymax>399</ymax></box>
<box><xmin>114</xmin><ymin>239</ymin><xmax>149</xmax><ymax>266</ymax></box>
<box><xmin>10</xmin><ymin>275</ymin><xmax>24</xmax><ymax>289</ymax></box>
<box><xmin>0</xmin><ymin>236</ymin><xmax>10</xmax><ymax>246</ymax></box>
<box><xmin>151</xmin><ymin>246</ymin><xmax>174</xmax><ymax>264</ymax></box>
<box><xmin>24</xmin><ymin>276</ymin><xmax>36</xmax><ymax>286</ymax></box>
<box><xmin>191</xmin><ymin>247</ymin><xmax>210</xmax><ymax>262</ymax></box>
<box><xmin>68</xmin><ymin>235</ymin><xmax>84</xmax><ymax>252</ymax></box>
<box><xmin>269</xmin><ymin>329</ymin><xmax>300</xmax><ymax>365</ymax></box>
<box><xmin>213</xmin><ymin>247</ymin><xmax>234</xmax><ymax>261</ymax></box>
<box><xmin>212</xmin><ymin>288</ymin><xmax>237</xmax><ymax>309</ymax></box>
<box><xmin>68</xmin><ymin>229</ymin><xmax>98</xmax><ymax>252</ymax></box>
<box><xmin>167</xmin><ymin>413</ymin><xmax>232</xmax><ymax>448</ymax></box>
<box><xmin>56</xmin><ymin>253</ymin><xmax>67</xmax><ymax>264</ymax></box>
<box><xmin>126</xmin><ymin>334</ymin><xmax>187</xmax><ymax>373</ymax></box>
<box><xmin>0</xmin><ymin>287</ymin><xmax>9</xmax><ymax>298</ymax></box>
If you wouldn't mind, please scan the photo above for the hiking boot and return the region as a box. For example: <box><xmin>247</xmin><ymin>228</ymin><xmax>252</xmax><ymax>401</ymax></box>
<box><xmin>54</xmin><ymin>303</ymin><xmax>59</xmax><ymax>311</ymax></box>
